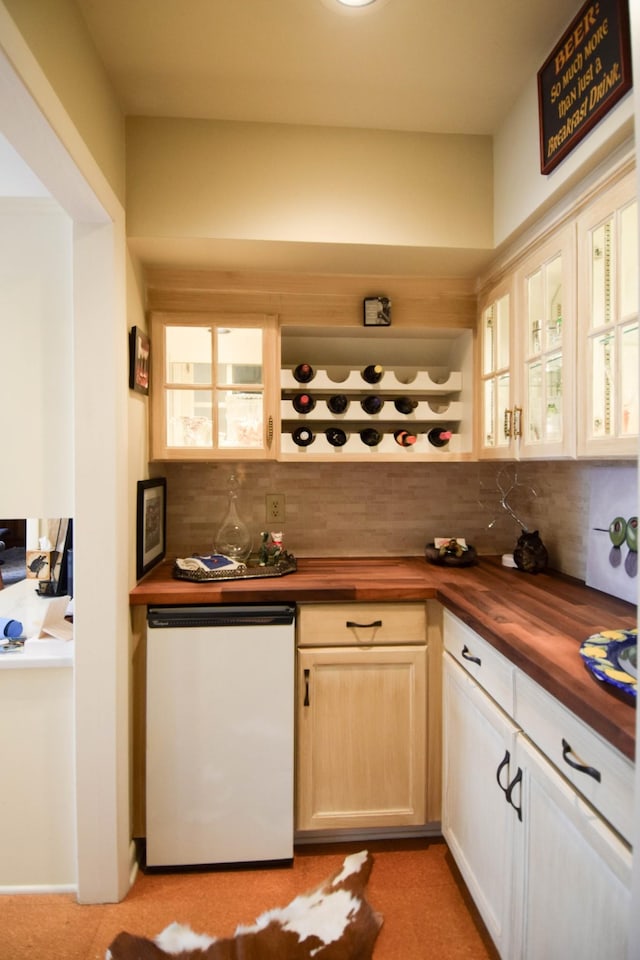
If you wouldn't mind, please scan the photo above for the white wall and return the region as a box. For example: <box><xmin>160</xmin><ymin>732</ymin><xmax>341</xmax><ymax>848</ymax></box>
<box><xmin>0</xmin><ymin>198</ymin><xmax>73</xmax><ymax>518</ymax></box>
<box><xmin>126</xmin><ymin>117</ymin><xmax>494</xmax><ymax>252</ymax></box>
<box><xmin>493</xmin><ymin>75</ymin><xmax>634</xmax><ymax>247</ymax></box>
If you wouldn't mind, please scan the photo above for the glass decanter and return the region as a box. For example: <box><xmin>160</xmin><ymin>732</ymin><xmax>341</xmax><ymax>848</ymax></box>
<box><xmin>214</xmin><ymin>474</ymin><xmax>252</xmax><ymax>561</ymax></box>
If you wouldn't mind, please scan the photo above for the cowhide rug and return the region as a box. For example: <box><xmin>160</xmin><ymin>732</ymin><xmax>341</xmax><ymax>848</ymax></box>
<box><xmin>106</xmin><ymin>849</ymin><xmax>382</xmax><ymax>960</ymax></box>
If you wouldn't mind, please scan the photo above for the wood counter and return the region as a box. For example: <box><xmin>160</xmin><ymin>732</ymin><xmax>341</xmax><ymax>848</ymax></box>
<box><xmin>130</xmin><ymin>556</ymin><xmax>637</xmax><ymax>760</ymax></box>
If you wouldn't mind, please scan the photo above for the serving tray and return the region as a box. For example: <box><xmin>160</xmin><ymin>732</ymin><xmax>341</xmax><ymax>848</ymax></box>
<box><xmin>579</xmin><ymin>628</ymin><xmax>637</xmax><ymax>700</ymax></box>
<box><xmin>173</xmin><ymin>553</ymin><xmax>297</xmax><ymax>582</ymax></box>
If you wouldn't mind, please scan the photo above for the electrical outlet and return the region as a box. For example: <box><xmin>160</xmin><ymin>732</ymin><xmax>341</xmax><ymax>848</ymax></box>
<box><xmin>266</xmin><ymin>493</ymin><xmax>286</xmax><ymax>523</ymax></box>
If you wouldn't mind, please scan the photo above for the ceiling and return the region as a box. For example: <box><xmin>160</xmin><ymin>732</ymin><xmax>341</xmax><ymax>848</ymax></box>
<box><xmin>75</xmin><ymin>0</ymin><xmax>581</xmax><ymax>135</ymax></box>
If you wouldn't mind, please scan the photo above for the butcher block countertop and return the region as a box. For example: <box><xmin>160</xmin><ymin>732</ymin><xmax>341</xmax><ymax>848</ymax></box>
<box><xmin>130</xmin><ymin>556</ymin><xmax>637</xmax><ymax>760</ymax></box>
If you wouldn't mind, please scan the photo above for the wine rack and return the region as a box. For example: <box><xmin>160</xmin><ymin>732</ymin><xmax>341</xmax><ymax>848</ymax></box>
<box><xmin>279</xmin><ymin>326</ymin><xmax>473</xmax><ymax>461</ymax></box>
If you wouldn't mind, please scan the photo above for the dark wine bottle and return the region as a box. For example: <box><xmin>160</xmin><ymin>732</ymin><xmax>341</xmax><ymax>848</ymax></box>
<box><xmin>394</xmin><ymin>429</ymin><xmax>417</xmax><ymax>447</ymax></box>
<box><xmin>325</xmin><ymin>427</ymin><xmax>348</xmax><ymax>447</ymax></box>
<box><xmin>428</xmin><ymin>428</ymin><xmax>452</xmax><ymax>447</ymax></box>
<box><xmin>361</xmin><ymin>364</ymin><xmax>384</xmax><ymax>384</ymax></box>
<box><xmin>327</xmin><ymin>394</ymin><xmax>349</xmax><ymax>414</ymax></box>
<box><xmin>293</xmin><ymin>363</ymin><xmax>315</xmax><ymax>383</ymax></box>
<box><xmin>292</xmin><ymin>392</ymin><xmax>316</xmax><ymax>414</ymax></box>
<box><xmin>360</xmin><ymin>395</ymin><xmax>384</xmax><ymax>415</ymax></box>
<box><xmin>394</xmin><ymin>396</ymin><xmax>418</xmax><ymax>415</ymax></box>
<box><xmin>292</xmin><ymin>426</ymin><xmax>315</xmax><ymax>447</ymax></box>
<box><xmin>360</xmin><ymin>427</ymin><xmax>382</xmax><ymax>447</ymax></box>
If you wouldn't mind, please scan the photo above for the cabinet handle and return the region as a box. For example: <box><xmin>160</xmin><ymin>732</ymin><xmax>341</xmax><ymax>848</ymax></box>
<box><xmin>346</xmin><ymin>620</ymin><xmax>382</xmax><ymax>629</ymax></box>
<box><xmin>303</xmin><ymin>668</ymin><xmax>310</xmax><ymax>707</ymax></box>
<box><xmin>513</xmin><ymin>406</ymin><xmax>523</xmax><ymax>438</ymax></box>
<box><xmin>561</xmin><ymin>738</ymin><xmax>601</xmax><ymax>782</ymax></box>
<box><xmin>496</xmin><ymin>749</ymin><xmax>511</xmax><ymax>796</ymax></box>
<box><xmin>266</xmin><ymin>415</ymin><xmax>274</xmax><ymax>448</ymax></box>
<box><xmin>503</xmin><ymin>408</ymin><xmax>513</xmax><ymax>439</ymax></box>
<box><xmin>461</xmin><ymin>644</ymin><xmax>481</xmax><ymax>666</ymax></box>
<box><xmin>505</xmin><ymin>767</ymin><xmax>523</xmax><ymax>821</ymax></box>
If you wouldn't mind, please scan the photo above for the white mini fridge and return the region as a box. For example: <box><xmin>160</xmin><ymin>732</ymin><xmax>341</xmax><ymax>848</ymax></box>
<box><xmin>145</xmin><ymin>603</ymin><xmax>295</xmax><ymax>868</ymax></box>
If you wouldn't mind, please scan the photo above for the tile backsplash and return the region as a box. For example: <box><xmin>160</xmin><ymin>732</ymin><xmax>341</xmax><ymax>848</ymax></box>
<box><xmin>157</xmin><ymin>459</ymin><xmax>636</xmax><ymax>582</ymax></box>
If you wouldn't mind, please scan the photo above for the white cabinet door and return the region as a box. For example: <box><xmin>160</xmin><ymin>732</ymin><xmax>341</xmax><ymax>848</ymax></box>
<box><xmin>442</xmin><ymin>654</ymin><xmax>519</xmax><ymax>959</ymax></box>
<box><xmin>514</xmin><ymin>225</ymin><xmax>576</xmax><ymax>459</ymax></box>
<box><xmin>513</xmin><ymin>734</ymin><xmax>632</xmax><ymax>960</ymax></box>
<box><xmin>577</xmin><ymin>170</ymin><xmax>638</xmax><ymax>457</ymax></box>
<box><xmin>478</xmin><ymin>280</ymin><xmax>516</xmax><ymax>459</ymax></box>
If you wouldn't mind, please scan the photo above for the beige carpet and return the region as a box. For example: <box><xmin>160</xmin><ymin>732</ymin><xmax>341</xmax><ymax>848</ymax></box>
<box><xmin>0</xmin><ymin>839</ymin><xmax>499</xmax><ymax>960</ymax></box>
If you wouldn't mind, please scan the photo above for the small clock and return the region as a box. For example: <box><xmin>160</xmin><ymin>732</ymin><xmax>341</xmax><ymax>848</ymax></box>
<box><xmin>363</xmin><ymin>296</ymin><xmax>391</xmax><ymax>326</ymax></box>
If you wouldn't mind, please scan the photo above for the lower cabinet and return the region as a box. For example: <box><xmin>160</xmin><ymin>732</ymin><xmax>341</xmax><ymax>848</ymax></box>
<box><xmin>442</xmin><ymin>610</ymin><xmax>632</xmax><ymax>960</ymax></box>
<box><xmin>512</xmin><ymin>734</ymin><xmax>631</xmax><ymax>960</ymax></box>
<box><xmin>442</xmin><ymin>655</ymin><xmax>518</xmax><ymax>958</ymax></box>
<box><xmin>296</xmin><ymin>602</ymin><xmax>427</xmax><ymax>832</ymax></box>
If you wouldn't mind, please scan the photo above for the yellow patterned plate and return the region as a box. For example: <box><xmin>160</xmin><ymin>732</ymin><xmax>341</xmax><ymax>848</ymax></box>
<box><xmin>579</xmin><ymin>629</ymin><xmax>637</xmax><ymax>700</ymax></box>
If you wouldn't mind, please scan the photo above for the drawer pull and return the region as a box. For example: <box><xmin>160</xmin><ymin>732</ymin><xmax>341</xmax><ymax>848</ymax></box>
<box><xmin>496</xmin><ymin>749</ymin><xmax>511</xmax><ymax>796</ymax></box>
<box><xmin>506</xmin><ymin>767</ymin><xmax>523</xmax><ymax>821</ymax></box>
<box><xmin>461</xmin><ymin>644</ymin><xmax>481</xmax><ymax>666</ymax></box>
<box><xmin>303</xmin><ymin>668</ymin><xmax>310</xmax><ymax>707</ymax></box>
<box><xmin>346</xmin><ymin>620</ymin><xmax>382</xmax><ymax>629</ymax></box>
<box><xmin>561</xmin><ymin>738</ymin><xmax>601</xmax><ymax>782</ymax></box>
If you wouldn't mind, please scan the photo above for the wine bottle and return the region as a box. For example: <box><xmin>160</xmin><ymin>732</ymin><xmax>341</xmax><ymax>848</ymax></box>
<box><xmin>361</xmin><ymin>364</ymin><xmax>384</xmax><ymax>384</ymax></box>
<box><xmin>360</xmin><ymin>395</ymin><xmax>384</xmax><ymax>415</ymax></box>
<box><xmin>360</xmin><ymin>427</ymin><xmax>382</xmax><ymax>447</ymax></box>
<box><xmin>327</xmin><ymin>394</ymin><xmax>349</xmax><ymax>414</ymax></box>
<box><xmin>428</xmin><ymin>428</ymin><xmax>452</xmax><ymax>447</ymax></box>
<box><xmin>292</xmin><ymin>392</ymin><xmax>316</xmax><ymax>414</ymax></box>
<box><xmin>292</xmin><ymin>426</ymin><xmax>315</xmax><ymax>447</ymax></box>
<box><xmin>394</xmin><ymin>396</ymin><xmax>418</xmax><ymax>415</ymax></box>
<box><xmin>325</xmin><ymin>427</ymin><xmax>347</xmax><ymax>447</ymax></box>
<box><xmin>293</xmin><ymin>363</ymin><xmax>315</xmax><ymax>383</ymax></box>
<box><xmin>394</xmin><ymin>429</ymin><xmax>417</xmax><ymax>447</ymax></box>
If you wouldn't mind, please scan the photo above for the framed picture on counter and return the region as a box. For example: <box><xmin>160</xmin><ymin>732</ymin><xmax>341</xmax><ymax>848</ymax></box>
<box><xmin>136</xmin><ymin>477</ymin><xmax>166</xmax><ymax>579</ymax></box>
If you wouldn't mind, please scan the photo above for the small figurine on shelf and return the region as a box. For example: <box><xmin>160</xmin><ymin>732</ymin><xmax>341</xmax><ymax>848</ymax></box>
<box><xmin>258</xmin><ymin>531</ymin><xmax>284</xmax><ymax>566</ymax></box>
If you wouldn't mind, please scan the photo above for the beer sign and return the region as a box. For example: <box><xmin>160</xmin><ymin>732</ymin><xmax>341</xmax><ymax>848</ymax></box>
<box><xmin>537</xmin><ymin>0</ymin><xmax>632</xmax><ymax>175</ymax></box>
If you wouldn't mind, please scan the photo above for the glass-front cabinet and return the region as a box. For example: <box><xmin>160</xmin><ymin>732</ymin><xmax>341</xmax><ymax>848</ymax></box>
<box><xmin>478</xmin><ymin>281</ymin><xmax>514</xmax><ymax>459</ymax></box>
<box><xmin>577</xmin><ymin>171</ymin><xmax>639</xmax><ymax>457</ymax></box>
<box><xmin>514</xmin><ymin>225</ymin><xmax>576</xmax><ymax>459</ymax></box>
<box><xmin>149</xmin><ymin>313</ymin><xmax>278</xmax><ymax>460</ymax></box>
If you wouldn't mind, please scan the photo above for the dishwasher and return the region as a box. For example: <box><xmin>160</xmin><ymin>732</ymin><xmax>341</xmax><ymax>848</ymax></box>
<box><xmin>145</xmin><ymin>602</ymin><xmax>296</xmax><ymax>868</ymax></box>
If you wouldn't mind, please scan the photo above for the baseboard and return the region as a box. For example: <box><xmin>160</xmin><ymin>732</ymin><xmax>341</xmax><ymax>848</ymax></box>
<box><xmin>0</xmin><ymin>882</ymin><xmax>77</xmax><ymax>895</ymax></box>
<box><xmin>294</xmin><ymin>822</ymin><xmax>442</xmax><ymax>845</ymax></box>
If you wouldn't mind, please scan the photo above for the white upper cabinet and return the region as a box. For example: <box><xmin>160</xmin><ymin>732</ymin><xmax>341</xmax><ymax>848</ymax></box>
<box><xmin>514</xmin><ymin>225</ymin><xmax>576</xmax><ymax>459</ymax></box>
<box><xmin>478</xmin><ymin>280</ymin><xmax>515</xmax><ymax>459</ymax></box>
<box><xmin>149</xmin><ymin>312</ymin><xmax>278</xmax><ymax>461</ymax></box>
<box><xmin>479</xmin><ymin>162</ymin><xmax>637</xmax><ymax>462</ymax></box>
<box><xmin>577</xmin><ymin>170</ymin><xmax>639</xmax><ymax>458</ymax></box>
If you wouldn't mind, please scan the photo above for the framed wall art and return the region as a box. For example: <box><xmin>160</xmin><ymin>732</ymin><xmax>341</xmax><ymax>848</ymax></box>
<box><xmin>136</xmin><ymin>477</ymin><xmax>167</xmax><ymax>579</ymax></box>
<box><xmin>129</xmin><ymin>325</ymin><xmax>150</xmax><ymax>395</ymax></box>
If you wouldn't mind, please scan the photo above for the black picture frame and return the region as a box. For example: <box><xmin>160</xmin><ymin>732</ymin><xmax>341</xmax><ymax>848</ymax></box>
<box><xmin>129</xmin><ymin>325</ymin><xmax>150</xmax><ymax>395</ymax></box>
<box><xmin>136</xmin><ymin>478</ymin><xmax>167</xmax><ymax>579</ymax></box>
<box><xmin>537</xmin><ymin>0</ymin><xmax>632</xmax><ymax>175</ymax></box>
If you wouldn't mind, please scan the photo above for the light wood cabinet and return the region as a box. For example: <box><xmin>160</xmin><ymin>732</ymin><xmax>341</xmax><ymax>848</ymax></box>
<box><xmin>296</xmin><ymin>602</ymin><xmax>427</xmax><ymax>832</ymax></box>
<box><xmin>442</xmin><ymin>609</ymin><xmax>632</xmax><ymax>960</ymax></box>
<box><xmin>149</xmin><ymin>312</ymin><xmax>278</xmax><ymax>460</ymax></box>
